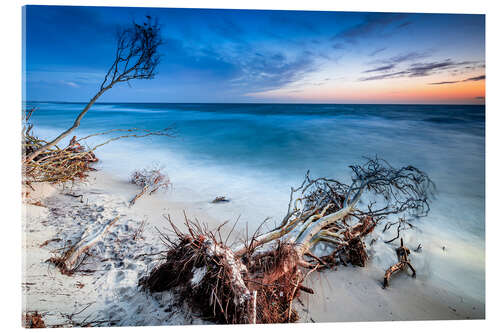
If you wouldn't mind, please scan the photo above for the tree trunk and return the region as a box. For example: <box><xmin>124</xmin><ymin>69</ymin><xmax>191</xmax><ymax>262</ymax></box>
<box><xmin>24</xmin><ymin>87</ymin><xmax>110</xmax><ymax>163</ymax></box>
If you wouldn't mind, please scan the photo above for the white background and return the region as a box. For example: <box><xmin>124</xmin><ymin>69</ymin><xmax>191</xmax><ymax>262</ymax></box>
<box><xmin>1</xmin><ymin>0</ymin><xmax>498</xmax><ymax>332</ymax></box>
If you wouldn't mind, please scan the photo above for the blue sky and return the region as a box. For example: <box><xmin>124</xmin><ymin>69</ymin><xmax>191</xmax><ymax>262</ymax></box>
<box><xmin>23</xmin><ymin>6</ymin><xmax>485</xmax><ymax>103</ymax></box>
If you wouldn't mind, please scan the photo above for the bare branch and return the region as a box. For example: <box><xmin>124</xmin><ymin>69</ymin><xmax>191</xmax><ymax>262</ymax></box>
<box><xmin>24</xmin><ymin>16</ymin><xmax>163</xmax><ymax>164</ymax></box>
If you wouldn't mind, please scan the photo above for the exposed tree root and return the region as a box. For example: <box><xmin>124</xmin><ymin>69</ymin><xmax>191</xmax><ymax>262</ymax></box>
<box><xmin>139</xmin><ymin>220</ymin><xmax>256</xmax><ymax>324</ymax></box>
<box><xmin>140</xmin><ymin>158</ymin><xmax>435</xmax><ymax>324</ymax></box>
<box><xmin>23</xmin><ymin>107</ymin><xmax>173</xmax><ymax>185</ymax></box>
<box><xmin>246</xmin><ymin>242</ymin><xmax>314</xmax><ymax>323</ymax></box>
<box><xmin>24</xmin><ymin>134</ymin><xmax>99</xmax><ymax>184</ymax></box>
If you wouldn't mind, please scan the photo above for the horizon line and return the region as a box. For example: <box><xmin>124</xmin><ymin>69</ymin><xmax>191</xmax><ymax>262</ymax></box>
<box><xmin>24</xmin><ymin>100</ymin><xmax>486</xmax><ymax>106</ymax></box>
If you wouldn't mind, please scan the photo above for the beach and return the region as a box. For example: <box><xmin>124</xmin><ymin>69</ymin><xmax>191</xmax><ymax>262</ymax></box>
<box><xmin>22</xmin><ymin>169</ymin><xmax>484</xmax><ymax>326</ymax></box>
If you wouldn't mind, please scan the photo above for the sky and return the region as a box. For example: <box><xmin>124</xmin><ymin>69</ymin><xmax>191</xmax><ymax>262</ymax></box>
<box><xmin>23</xmin><ymin>6</ymin><xmax>485</xmax><ymax>104</ymax></box>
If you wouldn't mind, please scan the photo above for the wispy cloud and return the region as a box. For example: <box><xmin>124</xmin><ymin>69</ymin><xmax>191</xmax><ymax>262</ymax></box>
<box><xmin>231</xmin><ymin>51</ymin><xmax>316</xmax><ymax>91</ymax></box>
<box><xmin>407</xmin><ymin>59</ymin><xmax>458</xmax><ymax>76</ymax></box>
<box><xmin>329</xmin><ymin>13</ymin><xmax>411</xmax><ymax>52</ymax></box>
<box><xmin>63</xmin><ymin>81</ymin><xmax>79</xmax><ymax>87</ymax></box>
<box><xmin>429</xmin><ymin>74</ymin><xmax>485</xmax><ymax>85</ymax></box>
<box><xmin>360</xmin><ymin>70</ymin><xmax>410</xmax><ymax>81</ymax></box>
<box><xmin>465</xmin><ymin>74</ymin><xmax>486</xmax><ymax>81</ymax></box>
<box><xmin>361</xmin><ymin>51</ymin><xmax>431</xmax><ymax>75</ymax></box>
<box><xmin>26</xmin><ymin>70</ymin><xmax>103</xmax><ymax>88</ymax></box>
<box><xmin>375</xmin><ymin>51</ymin><xmax>431</xmax><ymax>65</ymax></box>
<box><xmin>363</xmin><ymin>64</ymin><xmax>395</xmax><ymax>73</ymax></box>
<box><xmin>369</xmin><ymin>47</ymin><xmax>387</xmax><ymax>57</ymax></box>
<box><xmin>397</xmin><ymin>21</ymin><xmax>412</xmax><ymax>29</ymax></box>
<box><xmin>428</xmin><ymin>80</ymin><xmax>459</xmax><ymax>85</ymax></box>
<box><xmin>360</xmin><ymin>59</ymin><xmax>478</xmax><ymax>81</ymax></box>
<box><xmin>333</xmin><ymin>13</ymin><xmax>408</xmax><ymax>42</ymax></box>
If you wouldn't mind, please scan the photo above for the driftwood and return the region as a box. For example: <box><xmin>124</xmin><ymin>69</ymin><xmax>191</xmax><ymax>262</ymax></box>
<box><xmin>383</xmin><ymin>238</ymin><xmax>416</xmax><ymax>288</ymax></box>
<box><xmin>48</xmin><ymin>217</ymin><xmax>119</xmax><ymax>275</ymax></box>
<box><xmin>129</xmin><ymin>184</ymin><xmax>152</xmax><ymax>207</ymax></box>
<box><xmin>140</xmin><ymin>158</ymin><xmax>434</xmax><ymax>324</ymax></box>
<box><xmin>212</xmin><ymin>196</ymin><xmax>230</xmax><ymax>203</ymax></box>
<box><xmin>129</xmin><ymin>168</ymin><xmax>170</xmax><ymax>206</ymax></box>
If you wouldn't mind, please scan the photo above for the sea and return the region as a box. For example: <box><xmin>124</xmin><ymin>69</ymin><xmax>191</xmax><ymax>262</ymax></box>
<box><xmin>25</xmin><ymin>102</ymin><xmax>485</xmax><ymax>303</ymax></box>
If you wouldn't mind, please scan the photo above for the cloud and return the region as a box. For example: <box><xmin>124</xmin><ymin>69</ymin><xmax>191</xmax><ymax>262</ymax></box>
<box><xmin>362</xmin><ymin>51</ymin><xmax>431</xmax><ymax>75</ymax></box>
<box><xmin>359</xmin><ymin>70</ymin><xmax>410</xmax><ymax>81</ymax></box>
<box><xmin>428</xmin><ymin>80</ymin><xmax>460</xmax><ymax>85</ymax></box>
<box><xmin>407</xmin><ymin>60</ymin><xmax>457</xmax><ymax>76</ymax></box>
<box><xmin>332</xmin><ymin>13</ymin><xmax>409</xmax><ymax>44</ymax></box>
<box><xmin>361</xmin><ymin>59</ymin><xmax>478</xmax><ymax>81</ymax></box>
<box><xmin>160</xmin><ymin>36</ymin><xmax>316</xmax><ymax>92</ymax></box>
<box><xmin>475</xmin><ymin>96</ymin><xmax>485</xmax><ymax>100</ymax></box>
<box><xmin>369</xmin><ymin>47</ymin><xmax>387</xmax><ymax>57</ymax></box>
<box><xmin>465</xmin><ymin>74</ymin><xmax>485</xmax><ymax>81</ymax></box>
<box><xmin>375</xmin><ymin>51</ymin><xmax>431</xmax><ymax>65</ymax></box>
<box><xmin>232</xmin><ymin>51</ymin><xmax>315</xmax><ymax>91</ymax></box>
<box><xmin>428</xmin><ymin>74</ymin><xmax>485</xmax><ymax>85</ymax></box>
<box><xmin>397</xmin><ymin>21</ymin><xmax>412</xmax><ymax>29</ymax></box>
<box><xmin>63</xmin><ymin>81</ymin><xmax>79</xmax><ymax>87</ymax></box>
<box><xmin>363</xmin><ymin>64</ymin><xmax>395</xmax><ymax>73</ymax></box>
<box><xmin>26</xmin><ymin>70</ymin><xmax>104</xmax><ymax>90</ymax></box>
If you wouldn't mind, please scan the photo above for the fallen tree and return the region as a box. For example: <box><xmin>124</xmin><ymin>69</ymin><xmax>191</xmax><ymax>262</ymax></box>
<box><xmin>23</xmin><ymin>16</ymin><xmax>162</xmax><ymax>165</ymax></box>
<box><xmin>22</xmin><ymin>16</ymin><xmax>169</xmax><ymax>186</ymax></box>
<box><xmin>140</xmin><ymin>157</ymin><xmax>435</xmax><ymax>324</ymax></box>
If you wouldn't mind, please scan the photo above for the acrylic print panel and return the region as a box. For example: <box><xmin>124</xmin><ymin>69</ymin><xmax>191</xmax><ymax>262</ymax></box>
<box><xmin>22</xmin><ymin>4</ymin><xmax>485</xmax><ymax>327</ymax></box>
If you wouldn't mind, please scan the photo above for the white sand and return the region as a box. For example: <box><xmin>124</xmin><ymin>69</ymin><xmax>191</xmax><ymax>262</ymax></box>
<box><xmin>22</xmin><ymin>170</ymin><xmax>484</xmax><ymax>327</ymax></box>
<box><xmin>298</xmin><ymin>265</ymin><xmax>483</xmax><ymax>322</ymax></box>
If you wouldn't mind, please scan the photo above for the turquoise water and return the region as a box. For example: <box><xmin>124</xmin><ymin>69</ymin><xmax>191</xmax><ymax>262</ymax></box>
<box><xmin>26</xmin><ymin>102</ymin><xmax>485</xmax><ymax>301</ymax></box>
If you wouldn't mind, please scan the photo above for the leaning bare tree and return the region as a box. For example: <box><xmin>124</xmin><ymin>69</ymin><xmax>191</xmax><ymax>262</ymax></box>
<box><xmin>24</xmin><ymin>16</ymin><xmax>162</xmax><ymax>165</ymax></box>
<box><xmin>140</xmin><ymin>157</ymin><xmax>435</xmax><ymax>324</ymax></box>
